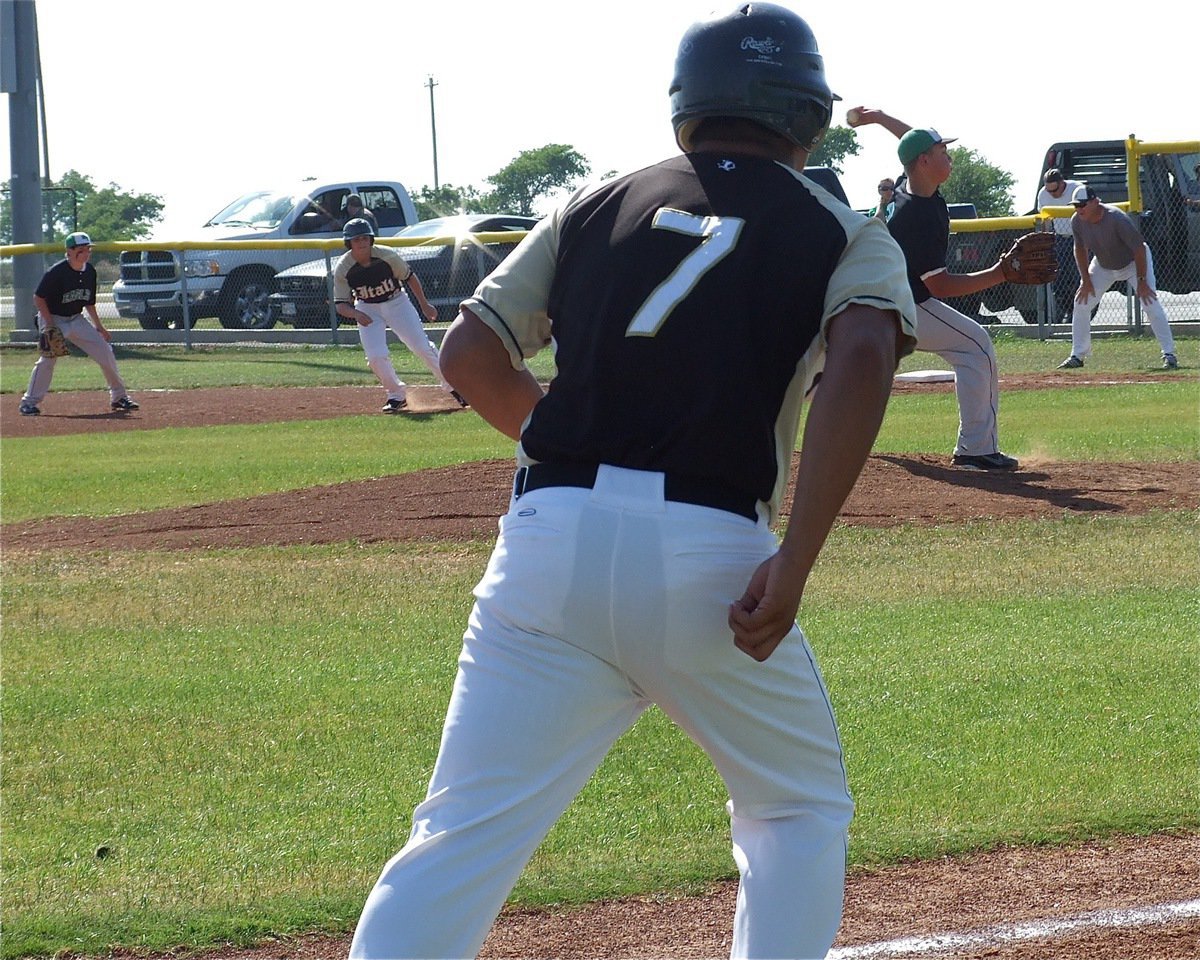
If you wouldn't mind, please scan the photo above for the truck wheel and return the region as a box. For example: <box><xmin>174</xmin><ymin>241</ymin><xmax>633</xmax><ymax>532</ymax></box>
<box><xmin>218</xmin><ymin>269</ymin><xmax>277</xmax><ymax>329</ymax></box>
<box><xmin>1018</xmin><ymin>309</ymin><xmax>1039</xmax><ymax>325</ymax></box>
<box><xmin>138</xmin><ymin>314</ymin><xmax>169</xmax><ymax>330</ymax></box>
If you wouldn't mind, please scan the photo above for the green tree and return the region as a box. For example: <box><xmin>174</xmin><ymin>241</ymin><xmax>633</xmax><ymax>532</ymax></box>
<box><xmin>809</xmin><ymin>125</ymin><xmax>861</xmax><ymax>173</ymax></box>
<box><xmin>411</xmin><ymin>183</ymin><xmax>489</xmax><ymax>221</ymax></box>
<box><xmin>484</xmin><ymin>144</ymin><xmax>590</xmax><ymax>216</ymax></box>
<box><xmin>3</xmin><ymin>171</ymin><xmax>163</xmax><ymax>244</ymax></box>
<box><xmin>7</xmin><ymin>170</ymin><xmax>164</xmax><ymax>243</ymax></box>
<box><xmin>941</xmin><ymin>147</ymin><xmax>1016</xmax><ymax>218</ymax></box>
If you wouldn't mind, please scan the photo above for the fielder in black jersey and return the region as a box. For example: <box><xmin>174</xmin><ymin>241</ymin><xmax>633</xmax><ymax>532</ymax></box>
<box><xmin>847</xmin><ymin>105</ymin><xmax>1022</xmax><ymax>471</ymax></box>
<box><xmin>19</xmin><ymin>232</ymin><xmax>138</xmax><ymax>416</ymax></box>
<box><xmin>350</xmin><ymin>7</ymin><xmax>916</xmax><ymax>958</ymax></box>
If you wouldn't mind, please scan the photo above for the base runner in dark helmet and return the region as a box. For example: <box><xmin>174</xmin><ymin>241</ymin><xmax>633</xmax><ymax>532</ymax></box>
<box><xmin>349</xmin><ymin>5</ymin><xmax>915</xmax><ymax>957</ymax></box>
<box><xmin>333</xmin><ymin>218</ymin><xmax>467</xmax><ymax>411</ymax></box>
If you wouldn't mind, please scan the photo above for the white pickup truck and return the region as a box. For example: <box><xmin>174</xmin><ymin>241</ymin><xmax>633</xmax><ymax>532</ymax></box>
<box><xmin>112</xmin><ymin>180</ymin><xmax>418</xmax><ymax>329</ymax></box>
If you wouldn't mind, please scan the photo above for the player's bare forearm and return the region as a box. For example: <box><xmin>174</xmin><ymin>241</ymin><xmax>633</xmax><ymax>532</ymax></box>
<box><xmin>844</xmin><ymin>105</ymin><xmax>911</xmax><ymax>140</ymax></box>
<box><xmin>729</xmin><ymin>306</ymin><xmax>899</xmax><ymax>661</ymax></box>
<box><xmin>406</xmin><ymin>274</ymin><xmax>437</xmax><ymax>318</ymax></box>
<box><xmin>441</xmin><ymin>308</ymin><xmax>544</xmax><ymax>441</ymax></box>
<box><xmin>923</xmin><ymin>264</ymin><xmax>1005</xmax><ymax>299</ymax></box>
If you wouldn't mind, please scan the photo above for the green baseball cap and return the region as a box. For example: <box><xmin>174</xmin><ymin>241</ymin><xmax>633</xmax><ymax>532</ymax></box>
<box><xmin>897</xmin><ymin>128</ymin><xmax>956</xmax><ymax>166</ymax></box>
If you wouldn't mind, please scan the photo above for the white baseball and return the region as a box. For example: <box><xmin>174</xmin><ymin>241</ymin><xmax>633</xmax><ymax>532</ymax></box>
<box><xmin>846</xmin><ymin>108</ymin><xmax>862</xmax><ymax>126</ymax></box>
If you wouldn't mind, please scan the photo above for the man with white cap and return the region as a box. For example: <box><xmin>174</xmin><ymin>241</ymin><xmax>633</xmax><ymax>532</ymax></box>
<box><xmin>1037</xmin><ymin>169</ymin><xmax>1085</xmax><ymax>321</ymax></box>
<box><xmin>19</xmin><ymin>232</ymin><xmax>138</xmax><ymax>416</ymax></box>
<box><xmin>1058</xmin><ymin>185</ymin><xmax>1178</xmax><ymax>370</ymax></box>
<box><xmin>847</xmin><ymin>106</ymin><xmax>1020</xmax><ymax>471</ymax></box>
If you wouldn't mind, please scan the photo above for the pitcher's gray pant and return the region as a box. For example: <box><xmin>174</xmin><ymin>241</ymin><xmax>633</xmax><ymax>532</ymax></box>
<box><xmin>914</xmin><ymin>297</ymin><xmax>1002</xmax><ymax>457</ymax></box>
<box><xmin>22</xmin><ymin>314</ymin><xmax>129</xmax><ymax>406</ymax></box>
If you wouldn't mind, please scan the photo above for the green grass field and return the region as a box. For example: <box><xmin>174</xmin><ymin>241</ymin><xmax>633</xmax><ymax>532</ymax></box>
<box><xmin>1</xmin><ymin>336</ymin><xmax>1197</xmax><ymax>958</ymax></box>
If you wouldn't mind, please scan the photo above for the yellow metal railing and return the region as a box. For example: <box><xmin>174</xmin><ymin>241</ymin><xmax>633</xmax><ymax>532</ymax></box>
<box><xmin>1124</xmin><ymin>136</ymin><xmax>1200</xmax><ymax>213</ymax></box>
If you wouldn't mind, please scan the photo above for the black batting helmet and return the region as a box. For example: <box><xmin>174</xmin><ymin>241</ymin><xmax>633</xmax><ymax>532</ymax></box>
<box><xmin>343</xmin><ymin>217</ymin><xmax>376</xmax><ymax>247</ymax></box>
<box><xmin>669</xmin><ymin>3</ymin><xmax>839</xmax><ymax>152</ymax></box>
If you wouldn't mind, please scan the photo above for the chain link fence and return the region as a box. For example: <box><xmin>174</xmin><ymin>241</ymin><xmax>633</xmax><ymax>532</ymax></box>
<box><xmin>0</xmin><ymin>230</ymin><xmax>532</xmax><ymax>343</ymax></box>
<box><xmin>955</xmin><ymin>142</ymin><xmax>1200</xmax><ymax>331</ymax></box>
<box><xmin>4</xmin><ymin>142</ymin><xmax>1198</xmax><ymax>341</ymax></box>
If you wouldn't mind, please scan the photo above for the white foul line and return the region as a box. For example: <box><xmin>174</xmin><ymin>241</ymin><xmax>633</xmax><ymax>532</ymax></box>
<box><xmin>828</xmin><ymin>899</ymin><xmax>1200</xmax><ymax>959</ymax></box>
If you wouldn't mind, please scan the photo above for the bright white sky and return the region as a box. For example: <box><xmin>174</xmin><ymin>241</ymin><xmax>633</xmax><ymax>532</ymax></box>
<box><xmin>5</xmin><ymin>0</ymin><xmax>1191</xmax><ymax>232</ymax></box>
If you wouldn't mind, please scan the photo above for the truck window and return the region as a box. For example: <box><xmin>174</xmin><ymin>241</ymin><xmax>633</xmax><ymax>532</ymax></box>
<box><xmin>358</xmin><ymin>187</ymin><xmax>409</xmax><ymax>229</ymax></box>
<box><xmin>1185</xmin><ymin>153</ymin><xmax>1200</xmax><ymax>191</ymax></box>
<box><xmin>207</xmin><ymin>190</ymin><xmax>298</xmax><ymax>228</ymax></box>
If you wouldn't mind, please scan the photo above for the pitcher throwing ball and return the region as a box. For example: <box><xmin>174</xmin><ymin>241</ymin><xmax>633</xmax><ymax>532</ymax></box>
<box><xmin>348</xmin><ymin>5</ymin><xmax>916</xmax><ymax>959</ymax></box>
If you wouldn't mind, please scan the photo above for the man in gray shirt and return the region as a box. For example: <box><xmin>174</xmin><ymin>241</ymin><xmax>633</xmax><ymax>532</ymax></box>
<box><xmin>1058</xmin><ymin>185</ymin><xmax>1177</xmax><ymax>370</ymax></box>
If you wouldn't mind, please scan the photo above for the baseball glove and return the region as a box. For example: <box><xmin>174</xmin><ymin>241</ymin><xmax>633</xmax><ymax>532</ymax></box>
<box><xmin>999</xmin><ymin>232</ymin><xmax>1057</xmax><ymax>285</ymax></box>
<box><xmin>38</xmin><ymin>325</ymin><xmax>70</xmax><ymax>358</ymax></box>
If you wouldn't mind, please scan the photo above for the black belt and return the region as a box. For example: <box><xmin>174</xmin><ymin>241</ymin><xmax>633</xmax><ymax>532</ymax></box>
<box><xmin>513</xmin><ymin>463</ymin><xmax>758</xmax><ymax>522</ymax></box>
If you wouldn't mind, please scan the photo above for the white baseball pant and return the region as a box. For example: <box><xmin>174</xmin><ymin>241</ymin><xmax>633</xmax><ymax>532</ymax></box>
<box><xmin>355</xmin><ymin>291</ymin><xmax>447</xmax><ymax>401</ymax></box>
<box><xmin>1070</xmin><ymin>244</ymin><xmax>1175</xmax><ymax>359</ymax></box>
<box><xmin>22</xmin><ymin>314</ymin><xmax>130</xmax><ymax>405</ymax></box>
<box><xmin>914</xmin><ymin>297</ymin><xmax>1002</xmax><ymax>457</ymax></box>
<box><xmin>350</xmin><ymin>465</ymin><xmax>854</xmax><ymax>960</ymax></box>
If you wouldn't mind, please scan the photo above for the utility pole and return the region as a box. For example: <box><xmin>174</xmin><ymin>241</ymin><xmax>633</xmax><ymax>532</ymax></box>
<box><xmin>3</xmin><ymin>0</ymin><xmax>45</xmax><ymax>330</ymax></box>
<box><xmin>426</xmin><ymin>75</ymin><xmax>439</xmax><ymax>190</ymax></box>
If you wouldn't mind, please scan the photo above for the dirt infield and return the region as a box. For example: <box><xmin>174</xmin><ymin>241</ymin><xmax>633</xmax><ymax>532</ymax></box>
<box><xmin>8</xmin><ymin>377</ymin><xmax>1198</xmax><ymax>959</ymax></box>
<box><xmin>132</xmin><ymin>833</ymin><xmax>1197</xmax><ymax>960</ymax></box>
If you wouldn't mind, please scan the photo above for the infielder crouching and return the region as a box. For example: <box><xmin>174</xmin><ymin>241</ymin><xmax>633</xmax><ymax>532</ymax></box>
<box><xmin>19</xmin><ymin>231</ymin><xmax>138</xmax><ymax>416</ymax></box>
<box><xmin>1058</xmin><ymin>185</ymin><xmax>1178</xmax><ymax>370</ymax></box>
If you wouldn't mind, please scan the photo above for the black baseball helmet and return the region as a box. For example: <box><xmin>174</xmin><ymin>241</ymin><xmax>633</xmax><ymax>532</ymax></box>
<box><xmin>670</xmin><ymin>3</ymin><xmax>839</xmax><ymax>152</ymax></box>
<box><xmin>343</xmin><ymin>217</ymin><xmax>376</xmax><ymax>247</ymax></box>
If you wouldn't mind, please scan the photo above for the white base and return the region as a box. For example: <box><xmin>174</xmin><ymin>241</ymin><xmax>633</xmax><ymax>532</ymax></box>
<box><xmin>895</xmin><ymin>369</ymin><xmax>955</xmax><ymax>383</ymax></box>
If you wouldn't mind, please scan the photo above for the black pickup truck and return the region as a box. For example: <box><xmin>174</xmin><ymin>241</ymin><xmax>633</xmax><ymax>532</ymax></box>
<box><xmin>982</xmin><ymin>140</ymin><xmax>1200</xmax><ymax>323</ymax></box>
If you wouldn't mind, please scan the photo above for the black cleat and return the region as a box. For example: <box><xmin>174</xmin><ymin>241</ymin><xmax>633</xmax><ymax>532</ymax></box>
<box><xmin>951</xmin><ymin>452</ymin><xmax>1019</xmax><ymax>471</ymax></box>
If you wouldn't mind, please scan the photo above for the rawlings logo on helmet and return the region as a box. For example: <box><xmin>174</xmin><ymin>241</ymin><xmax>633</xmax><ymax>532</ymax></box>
<box><xmin>670</xmin><ymin>3</ymin><xmax>838</xmax><ymax>152</ymax></box>
<box><xmin>740</xmin><ymin>36</ymin><xmax>782</xmax><ymax>55</ymax></box>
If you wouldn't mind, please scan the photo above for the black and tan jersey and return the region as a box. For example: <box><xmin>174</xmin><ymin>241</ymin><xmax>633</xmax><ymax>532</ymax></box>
<box><xmin>463</xmin><ymin>152</ymin><xmax>916</xmax><ymax>524</ymax></box>
<box><xmin>886</xmin><ymin>183</ymin><xmax>949</xmax><ymax>305</ymax></box>
<box><xmin>35</xmin><ymin>258</ymin><xmax>97</xmax><ymax>316</ymax></box>
<box><xmin>333</xmin><ymin>246</ymin><xmax>413</xmax><ymax>304</ymax></box>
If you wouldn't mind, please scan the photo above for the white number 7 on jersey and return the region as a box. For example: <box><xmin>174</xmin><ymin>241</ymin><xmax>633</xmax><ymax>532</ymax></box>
<box><xmin>626</xmin><ymin>208</ymin><xmax>745</xmax><ymax>337</ymax></box>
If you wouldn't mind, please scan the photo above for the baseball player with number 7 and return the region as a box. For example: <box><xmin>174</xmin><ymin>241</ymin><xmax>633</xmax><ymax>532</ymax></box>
<box><xmin>348</xmin><ymin>5</ymin><xmax>917</xmax><ymax>958</ymax></box>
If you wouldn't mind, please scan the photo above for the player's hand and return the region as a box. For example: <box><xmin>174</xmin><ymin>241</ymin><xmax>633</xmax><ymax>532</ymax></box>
<box><xmin>1136</xmin><ymin>279</ymin><xmax>1158</xmax><ymax>305</ymax></box>
<box><xmin>421</xmin><ymin>303</ymin><xmax>437</xmax><ymax>322</ymax></box>
<box><xmin>355</xmin><ymin>311</ymin><xmax>371</xmax><ymax>326</ymax></box>
<box><xmin>844</xmin><ymin>105</ymin><xmax>880</xmax><ymax>127</ymax></box>
<box><xmin>1075</xmin><ymin>279</ymin><xmax>1095</xmax><ymax>304</ymax></box>
<box><xmin>727</xmin><ymin>551</ymin><xmax>807</xmax><ymax>662</ymax></box>
<box><xmin>95</xmin><ymin>322</ymin><xmax>111</xmax><ymax>342</ymax></box>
